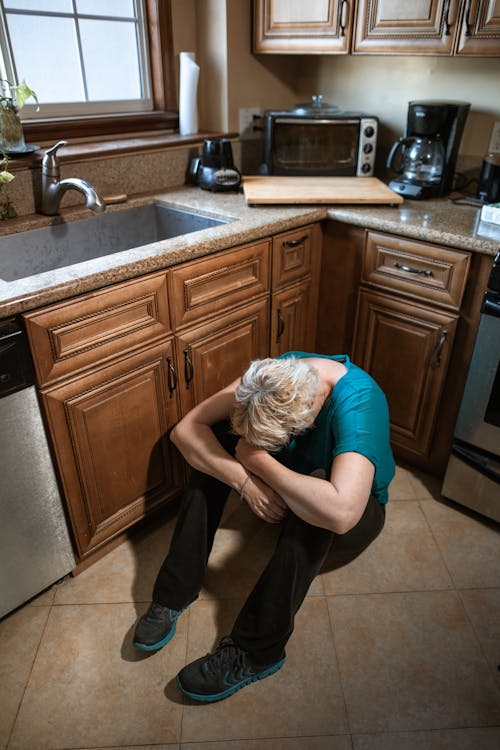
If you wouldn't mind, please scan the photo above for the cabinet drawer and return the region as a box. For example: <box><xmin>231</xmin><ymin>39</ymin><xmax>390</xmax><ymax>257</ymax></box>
<box><xmin>272</xmin><ymin>224</ymin><xmax>316</xmax><ymax>290</ymax></box>
<box><xmin>24</xmin><ymin>272</ymin><xmax>171</xmax><ymax>387</ymax></box>
<box><xmin>363</xmin><ymin>232</ymin><xmax>470</xmax><ymax>309</ymax></box>
<box><xmin>169</xmin><ymin>240</ymin><xmax>270</xmax><ymax>329</ymax></box>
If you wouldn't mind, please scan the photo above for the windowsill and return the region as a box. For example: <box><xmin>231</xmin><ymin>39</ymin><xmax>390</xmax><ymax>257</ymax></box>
<box><xmin>7</xmin><ymin>130</ymin><xmax>239</xmax><ymax>170</ymax></box>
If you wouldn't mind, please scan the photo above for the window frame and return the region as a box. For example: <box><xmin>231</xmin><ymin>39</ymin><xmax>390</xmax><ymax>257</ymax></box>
<box><xmin>10</xmin><ymin>0</ymin><xmax>178</xmax><ymax>142</ymax></box>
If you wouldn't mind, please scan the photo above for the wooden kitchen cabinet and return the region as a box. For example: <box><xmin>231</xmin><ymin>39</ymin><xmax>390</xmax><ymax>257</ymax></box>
<box><xmin>175</xmin><ymin>297</ymin><xmax>270</xmax><ymax>415</ymax></box>
<box><xmin>40</xmin><ymin>339</ymin><xmax>183</xmax><ymax>558</ymax></box>
<box><xmin>253</xmin><ymin>0</ymin><xmax>352</xmax><ymax>53</ymax></box>
<box><xmin>353</xmin><ymin>288</ymin><xmax>457</xmax><ymax>456</ymax></box>
<box><xmin>23</xmin><ymin>223</ymin><xmax>323</xmax><ymax>564</ymax></box>
<box><xmin>270</xmin><ymin>223</ymin><xmax>322</xmax><ymax>356</ymax></box>
<box><xmin>353</xmin><ymin>0</ymin><xmax>500</xmax><ymax>55</ymax></box>
<box><xmin>254</xmin><ymin>0</ymin><xmax>500</xmax><ymax>55</ymax></box>
<box><xmin>352</xmin><ymin>230</ymin><xmax>471</xmax><ymax>466</ymax></box>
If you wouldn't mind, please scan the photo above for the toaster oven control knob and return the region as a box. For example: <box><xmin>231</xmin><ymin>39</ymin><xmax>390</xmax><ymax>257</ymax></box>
<box><xmin>363</xmin><ymin>143</ymin><xmax>373</xmax><ymax>154</ymax></box>
<box><xmin>362</xmin><ymin>163</ymin><xmax>372</xmax><ymax>173</ymax></box>
<box><xmin>364</xmin><ymin>126</ymin><xmax>375</xmax><ymax>138</ymax></box>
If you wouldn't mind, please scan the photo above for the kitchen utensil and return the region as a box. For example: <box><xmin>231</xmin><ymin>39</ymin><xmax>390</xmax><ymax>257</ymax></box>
<box><xmin>242</xmin><ymin>176</ymin><xmax>403</xmax><ymax>205</ymax></box>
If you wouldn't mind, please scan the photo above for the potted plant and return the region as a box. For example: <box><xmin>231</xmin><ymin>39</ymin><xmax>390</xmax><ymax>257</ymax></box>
<box><xmin>0</xmin><ymin>79</ymin><xmax>38</xmax><ymax>153</ymax></box>
<box><xmin>0</xmin><ymin>153</ymin><xmax>15</xmax><ymax>219</ymax></box>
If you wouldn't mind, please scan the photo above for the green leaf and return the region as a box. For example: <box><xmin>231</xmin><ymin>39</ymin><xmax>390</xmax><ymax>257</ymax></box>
<box><xmin>13</xmin><ymin>80</ymin><xmax>38</xmax><ymax>110</ymax></box>
<box><xmin>0</xmin><ymin>169</ymin><xmax>15</xmax><ymax>183</ymax></box>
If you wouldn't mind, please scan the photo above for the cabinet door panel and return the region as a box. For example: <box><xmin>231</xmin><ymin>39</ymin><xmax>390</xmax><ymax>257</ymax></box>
<box><xmin>353</xmin><ymin>289</ymin><xmax>457</xmax><ymax>457</ymax></box>
<box><xmin>455</xmin><ymin>0</ymin><xmax>500</xmax><ymax>55</ymax></box>
<box><xmin>176</xmin><ymin>298</ymin><xmax>269</xmax><ymax>415</ymax></box>
<box><xmin>271</xmin><ymin>279</ymin><xmax>313</xmax><ymax>356</ymax></box>
<box><xmin>353</xmin><ymin>0</ymin><xmax>455</xmax><ymax>53</ymax></box>
<box><xmin>254</xmin><ymin>0</ymin><xmax>350</xmax><ymax>53</ymax></box>
<box><xmin>42</xmin><ymin>340</ymin><xmax>182</xmax><ymax>557</ymax></box>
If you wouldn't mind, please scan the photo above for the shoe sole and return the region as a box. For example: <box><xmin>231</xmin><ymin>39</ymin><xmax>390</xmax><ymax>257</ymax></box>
<box><xmin>176</xmin><ymin>657</ymin><xmax>285</xmax><ymax>702</ymax></box>
<box><xmin>133</xmin><ymin>610</ymin><xmax>182</xmax><ymax>652</ymax></box>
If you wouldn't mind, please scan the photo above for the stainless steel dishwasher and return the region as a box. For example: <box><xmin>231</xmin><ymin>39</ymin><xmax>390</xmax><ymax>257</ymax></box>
<box><xmin>0</xmin><ymin>319</ymin><xmax>75</xmax><ymax>618</ymax></box>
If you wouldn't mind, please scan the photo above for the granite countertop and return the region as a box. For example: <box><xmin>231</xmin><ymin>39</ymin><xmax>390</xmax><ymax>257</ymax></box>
<box><xmin>0</xmin><ymin>185</ymin><xmax>498</xmax><ymax>318</ymax></box>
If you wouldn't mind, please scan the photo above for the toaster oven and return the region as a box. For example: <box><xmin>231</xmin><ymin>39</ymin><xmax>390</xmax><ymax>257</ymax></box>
<box><xmin>260</xmin><ymin>97</ymin><xmax>378</xmax><ymax>177</ymax></box>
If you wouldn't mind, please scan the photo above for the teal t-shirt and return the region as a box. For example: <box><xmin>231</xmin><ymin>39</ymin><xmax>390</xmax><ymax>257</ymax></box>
<box><xmin>275</xmin><ymin>351</ymin><xmax>395</xmax><ymax>504</ymax></box>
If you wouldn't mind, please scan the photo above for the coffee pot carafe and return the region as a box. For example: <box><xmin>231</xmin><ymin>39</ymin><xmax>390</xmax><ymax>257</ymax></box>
<box><xmin>387</xmin><ymin>101</ymin><xmax>470</xmax><ymax>200</ymax></box>
<box><xmin>387</xmin><ymin>134</ymin><xmax>445</xmax><ymax>186</ymax></box>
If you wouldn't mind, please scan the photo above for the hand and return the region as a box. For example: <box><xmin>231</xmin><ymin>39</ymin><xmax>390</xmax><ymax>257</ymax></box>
<box><xmin>242</xmin><ymin>474</ymin><xmax>288</xmax><ymax>524</ymax></box>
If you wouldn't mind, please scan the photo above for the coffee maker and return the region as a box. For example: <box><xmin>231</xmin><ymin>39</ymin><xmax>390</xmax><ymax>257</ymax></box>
<box><xmin>387</xmin><ymin>101</ymin><xmax>470</xmax><ymax>199</ymax></box>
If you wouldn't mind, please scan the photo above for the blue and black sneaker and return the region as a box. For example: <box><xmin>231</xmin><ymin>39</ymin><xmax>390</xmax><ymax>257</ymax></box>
<box><xmin>133</xmin><ymin>602</ymin><xmax>183</xmax><ymax>651</ymax></box>
<box><xmin>176</xmin><ymin>636</ymin><xmax>285</xmax><ymax>702</ymax></box>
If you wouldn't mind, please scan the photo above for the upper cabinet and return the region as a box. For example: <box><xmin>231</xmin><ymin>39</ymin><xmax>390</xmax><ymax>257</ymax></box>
<box><xmin>253</xmin><ymin>0</ymin><xmax>500</xmax><ymax>56</ymax></box>
<box><xmin>353</xmin><ymin>0</ymin><xmax>500</xmax><ymax>55</ymax></box>
<box><xmin>253</xmin><ymin>0</ymin><xmax>353</xmax><ymax>53</ymax></box>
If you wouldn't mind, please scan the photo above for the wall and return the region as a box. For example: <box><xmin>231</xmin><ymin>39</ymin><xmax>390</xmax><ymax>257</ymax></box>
<box><xmin>171</xmin><ymin>1</ymin><xmax>500</xmax><ymax>174</ymax></box>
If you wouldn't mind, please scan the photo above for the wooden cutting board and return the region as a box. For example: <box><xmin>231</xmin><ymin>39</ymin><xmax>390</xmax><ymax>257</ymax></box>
<box><xmin>242</xmin><ymin>176</ymin><xmax>404</xmax><ymax>205</ymax></box>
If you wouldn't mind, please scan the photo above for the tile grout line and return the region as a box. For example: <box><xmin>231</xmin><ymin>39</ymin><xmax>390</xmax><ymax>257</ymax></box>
<box><xmin>178</xmin><ymin>605</ymin><xmax>191</xmax><ymax>746</ymax></box>
<box><xmin>5</xmin><ymin>602</ymin><xmax>53</xmax><ymax>750</ymax></box>
<box><xmin>455</xmin><ymin>588</ymin><xmax>500</xmax><ymax>696</ymax></box>
<box><xmin>415</xmin><ymin>498</ymin><xmax>458</xmax><ymax>591</ymax></box>
<box><xmin>323</xmin><ymin>593</ymin><xmax>354</xmax><ymax>739</ymax></box>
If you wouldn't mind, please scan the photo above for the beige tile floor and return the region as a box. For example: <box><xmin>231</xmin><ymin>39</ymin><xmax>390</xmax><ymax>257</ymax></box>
<box><xmin>1</xmin><ymin>464</ymin><xmax>499</xmax><ymax>750</ymax></box>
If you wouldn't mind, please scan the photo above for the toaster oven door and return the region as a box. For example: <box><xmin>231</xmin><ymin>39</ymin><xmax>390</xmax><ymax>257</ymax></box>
<box><xmin>269</xmin><ymin>118</ymin><xmax>360</xmax><ymax>176</ymax></box>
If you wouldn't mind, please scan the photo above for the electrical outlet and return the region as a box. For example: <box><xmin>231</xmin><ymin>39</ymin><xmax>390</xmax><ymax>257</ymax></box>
<box><xmin>239</xmin><ymin>107</ymin><xmax>262</xmax><ymax>140</ymax></box>
<box><xmin>488</xmin><ymin>121</ymin><xmax>500</xmax><ymax>153</ymax></box>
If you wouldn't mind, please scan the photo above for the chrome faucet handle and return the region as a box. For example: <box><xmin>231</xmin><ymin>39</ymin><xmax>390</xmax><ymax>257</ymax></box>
<box><xmin>42</xmin><ymin>140</ymin><xmax>68</xmax><ymax>177</ymax></box>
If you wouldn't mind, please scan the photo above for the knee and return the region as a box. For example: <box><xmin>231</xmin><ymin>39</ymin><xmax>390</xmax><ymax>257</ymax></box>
<box><xmin>278</xmin><ymin>515</ymin><xmax>333</xmax><ymax>564</ymax></box>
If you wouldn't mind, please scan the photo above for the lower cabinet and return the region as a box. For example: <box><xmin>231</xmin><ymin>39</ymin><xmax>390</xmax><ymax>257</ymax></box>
<box><xmin>353</xmin><ymin>288</ymin><xmax>457</xmax><ymax>457</ymax></box>
<box><xmin>23</xmin><ymin>222</ymin><xmax>323</xmax><ymax>565</ymax></box>
<box><xmin>271</xmin><ymin>278</ymin><xmax>313</xmax><ymax>356</ymax></box>
<box><xmin>175</xmin><ymin>297</ymin><xmax>270</xmax><ymax>415</ymax></box>
<box><xmin>41</xmin><ymin>339</ymin><xmax>183</xmax><ymax>558</ymax></box>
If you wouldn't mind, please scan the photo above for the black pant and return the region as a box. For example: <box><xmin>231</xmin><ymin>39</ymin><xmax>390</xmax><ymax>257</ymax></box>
<box><xmin>153</xmin><ymin>422</ymin><xmax>385</xmax><ymax>665</ymax></box>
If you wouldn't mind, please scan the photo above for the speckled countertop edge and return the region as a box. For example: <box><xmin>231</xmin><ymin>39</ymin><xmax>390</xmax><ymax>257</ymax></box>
<box><xmin>0</xmin><ymin>185</ymin><xmax>498</xmax><ymax>318</ymax></box>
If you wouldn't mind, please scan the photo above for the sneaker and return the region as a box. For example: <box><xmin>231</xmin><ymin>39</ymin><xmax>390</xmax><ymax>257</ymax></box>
<box><xmin>133</xmin><ymin>602</ymin><xmax>183</xmax><ymax>651</ymax></box>
<box><xmin>176</xmin><ymin>636</ymin><xmax>285</xmax><ymax>702</ymax></box>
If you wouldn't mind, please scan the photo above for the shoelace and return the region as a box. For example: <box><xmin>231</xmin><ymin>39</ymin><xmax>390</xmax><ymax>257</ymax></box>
<box><xmin>204</xmin><ymin>637</ymin><xmax>249</xmax><ymax>678</ymax></box>
<box><xmin>149</xmin><ymin>602</ymin><xmax>177</xmax><ymax>622</ymax></box>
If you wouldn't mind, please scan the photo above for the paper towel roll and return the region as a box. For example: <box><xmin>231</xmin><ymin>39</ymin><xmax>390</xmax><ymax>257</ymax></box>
<box><xmin>179</xmin><ymin>52</ymin><xmax>199</xmax><ymax>136</ymax></box>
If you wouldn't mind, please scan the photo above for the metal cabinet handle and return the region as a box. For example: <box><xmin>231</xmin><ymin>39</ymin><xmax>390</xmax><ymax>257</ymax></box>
<box><xmin>276</xmin><ymin>308</ymin><xmax>285</xmax><ymax>342</ymax></box>
<box><xmin>183</xmin><ymin>348</ymin><xmax>194</xmax><ymax>389</ymax></box>
<box><xmin>339</xmin><ymin>0</ymin><xmax>349</xmax><ymax>37</ymax></box>
<box><xmin>283</xmin><ymin>235</ymin><xmax>307</xmax><ymax>248</ymax></box>
<box><xmin>432</xmin><ymin>330</ymin><xmax>448</xmax><ymax>368</ymax></box>
<box><xmin>395</xmin><ymin>261</ymin><xmax>433</xmax><ymax>277</ymax></box>
<box><xmin>443</xmin><ymin>0</ymin><xmax>451</xmax><ymax>35</ymax></box>
<box><xmin>464</xmin><ymin>0</ymin><xmax>472</xmax><ymax>35</ymax></box>
<box><xmin>166</xmin><ymin>356</ymin><xmax>177</xmax><ymax>397</ymax></box>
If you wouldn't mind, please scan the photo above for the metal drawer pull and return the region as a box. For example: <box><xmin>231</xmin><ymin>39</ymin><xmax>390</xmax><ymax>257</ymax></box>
<box><xmin>395</xmin><ymin>261</ymin><xmax>433</xmax><ymax>277</ymax></box>
<box><xmin>432</xmin><ymin>330</ymin><xmax>448</xmax><ymax>368</ymax></box>
<box><xmin>166</xmin><ymin>356</ymin><xmax>177</xmax><ymax>397</ymax></box>
<box><xmin>283</xmin><ymin>235</ymin><xmax>307</xmax><ymax>248</ymax></box>
<box><xmin>276</xmin><ymin>308</ymin><xmax>285</xmax><ymax>342</ymax></box>
<box><xmin>183</xmin><ymin>348</ymin><xmax>194</xmax><ymax>389</ymax></box>
<box><xmin>340</xmin><ymin>0</ymin><xmax>349</xmax><ymax>37</ymax></box>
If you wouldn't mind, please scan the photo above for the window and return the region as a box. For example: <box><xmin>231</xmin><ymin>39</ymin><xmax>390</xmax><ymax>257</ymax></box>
<box><xmin>0</xmin><ymin>0</ymin><xmax>177</xmax><ymax>139</ymax></box>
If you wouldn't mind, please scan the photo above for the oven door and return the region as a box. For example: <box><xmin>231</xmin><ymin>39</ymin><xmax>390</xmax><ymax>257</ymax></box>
<box><xmin>442</xmin><ymin>294</ymin><xmax>500</xmax><ymax>521</ymax></box>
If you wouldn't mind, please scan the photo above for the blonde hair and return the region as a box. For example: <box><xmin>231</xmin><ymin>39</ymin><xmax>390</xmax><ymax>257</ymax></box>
<box><xmin>231</xmin><ymin>357</ymin><xmax>319</xmax><ymax>451</ymax></box>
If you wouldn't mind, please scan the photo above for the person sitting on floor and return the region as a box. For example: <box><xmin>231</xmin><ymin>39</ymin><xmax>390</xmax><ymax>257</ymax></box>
<box><xmin>133</xmin><ymin>351</ymin><xmax>395</xmax><ymax>702</ymax></box>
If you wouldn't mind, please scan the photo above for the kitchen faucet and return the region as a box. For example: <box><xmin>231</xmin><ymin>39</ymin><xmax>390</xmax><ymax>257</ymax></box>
<box><xmin>39</xmin><ymin>140</ymin><xmax>106</xmax><ymax>216</ymax></box>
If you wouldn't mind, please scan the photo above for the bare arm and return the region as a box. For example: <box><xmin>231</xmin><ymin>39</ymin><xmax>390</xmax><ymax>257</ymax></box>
<box><xmin>235</xmin><ymin>440</ymin><xmax>374</xmax><ymax>534</ymax></box>
<box><xmin>170</xmin><ymin>381</ymin><xmax>287</xmax><ymax>523</ymax></box>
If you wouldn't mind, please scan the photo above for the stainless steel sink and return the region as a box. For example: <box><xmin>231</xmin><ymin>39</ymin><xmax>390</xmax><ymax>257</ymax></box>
<box><xmin>0</xmin><ymin>202</ymin><xmax>229</xmax><ymax>282</ymax></box>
